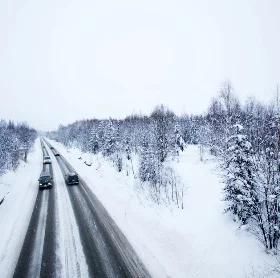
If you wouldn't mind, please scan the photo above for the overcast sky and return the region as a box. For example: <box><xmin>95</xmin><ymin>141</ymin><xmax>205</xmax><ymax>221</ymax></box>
<box><xmin>0</xmin><ymin>0</ymin><xmax>279</xmax><ymax>130</ymax></box>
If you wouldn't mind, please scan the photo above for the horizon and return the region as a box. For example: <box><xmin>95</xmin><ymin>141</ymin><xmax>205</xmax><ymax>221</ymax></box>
<box><xmin>1</xmin><ymin>86</ymin><xmax>278</xmax><ymax>132</ymax></box>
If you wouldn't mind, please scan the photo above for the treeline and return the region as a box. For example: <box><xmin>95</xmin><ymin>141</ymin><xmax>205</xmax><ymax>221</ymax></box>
<box><xmin>0</xmin><ymin>120</ymin><xmax>37</xmax><ymax>174</ymax></box>
<box><xmin>51</xmin><ymin>82</ymin><xmax>280</xmax><ymax>251</ymax></box>
<box><xmin>50</xmin><ymin>106</ymin><xmax>185</xmax><ymax>207</ymax></box>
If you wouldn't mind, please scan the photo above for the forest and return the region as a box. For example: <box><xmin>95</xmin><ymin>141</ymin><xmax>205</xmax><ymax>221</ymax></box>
<box><xmin>50</xmin><ymin>83</ymin><xmax>280</xmax><ymax>251</ymax></box>
<box><xmin>0</xmin><ymin>121</ymin><xmax>37</xmax><ymax>175</ymax></box>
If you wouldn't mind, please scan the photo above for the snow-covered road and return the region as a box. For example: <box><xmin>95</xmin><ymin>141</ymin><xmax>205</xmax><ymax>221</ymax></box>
<box><xmin>48</xmin><ymin>140</ymin><xmax>150</xmax><ymax>277</ymax></box>
<box><xmin>14</xmin><ymin>142</ymin><xmax>57</xmax><ymax>277</ymax></box>
<box><xmin>48</xmin><ymin>143</ymin><xmax>89</xmax><ymax>278</ymax></box>
<box><xmin>11</xmin><ymin>139</ymin><xmax>150</xmax><ymax>278</ymax></box>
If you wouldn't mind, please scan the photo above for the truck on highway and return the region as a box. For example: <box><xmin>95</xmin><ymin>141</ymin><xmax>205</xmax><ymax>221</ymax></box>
<box><xmin>52</xmin><ymin>149</ymin><xmax>60</xmax><ymax>156</ymax></box>
<box><xmin>43</xmin><ymin>155</ymin><xmax>51</xmax><ymax>164</ymax></box>
<box><xmin>65</xmin><ymin>172</ymin><xmax>79</xmax><ymax>185</ymax></box>
<box><xmin>38</xmin><ymin>171</ymin><xmax>53</xmax><ymax>189</ymax></box>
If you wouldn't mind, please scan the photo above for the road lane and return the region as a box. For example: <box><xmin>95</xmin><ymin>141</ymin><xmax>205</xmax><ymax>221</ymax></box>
<box><xmin>13</xmin><ymin>190</ymin><xmax>49</xmax><ymax>278</ymax></box>
<box><xmin>47</xmin><ymin>140</ymin><xmax>151</xmax><ymax>278</ymax></box>
<box><xmin>46</xmin><ymin>143</ymin><xmax>89</xmax><ymax>278</ymax></box>
<box><xmin>13</xmin><ymin>141</ymin><xmax>57</xmax><ymax>278</ymax></box>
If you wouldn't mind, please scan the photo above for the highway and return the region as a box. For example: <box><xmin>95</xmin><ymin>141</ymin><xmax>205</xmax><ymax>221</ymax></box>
<box><xmin>13</xmin><ymin>139</ymin><xmax>150</xmax><ymax>278</ymax></box>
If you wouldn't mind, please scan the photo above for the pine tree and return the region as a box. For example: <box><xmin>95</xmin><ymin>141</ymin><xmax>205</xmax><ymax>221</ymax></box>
<box><xmin>224</xmin><ymin>124</ymin><xmax>259</xmax><ymax>225</ymax></box>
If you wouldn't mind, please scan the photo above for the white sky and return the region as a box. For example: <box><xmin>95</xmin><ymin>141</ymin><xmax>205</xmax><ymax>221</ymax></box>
<box><xmin>0</xmin><ymin>0</ymin><xmax>279</xmax><ymax>130</ymax></box>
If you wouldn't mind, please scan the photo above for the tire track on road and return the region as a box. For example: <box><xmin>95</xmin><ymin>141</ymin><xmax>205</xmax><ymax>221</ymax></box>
<box><xmin>47</xmin><ymin>139</ymin><xmax>151</xmax><ymax>278</ymax></box>
<box><xmin>13</xmin><ymin>141</ymin><xmax>57</xmax><ymax>278</ymax></box>
<box><xmin>13</xmin><ymin>190</ymin><xmax>49</xmax><ymax>278</ymax></box>
<box><xmin>47</xmin><ymin>144</ymin><xmax>89</xmax><ymax>278</ymax></box>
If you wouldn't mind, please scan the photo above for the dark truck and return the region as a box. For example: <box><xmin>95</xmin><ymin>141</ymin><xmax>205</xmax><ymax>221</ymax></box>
<box><xmin>65</xmin><ymin>172</ymin><xmax>79</xmax><ymax>185</ymax></box>
<box><xmin>38</xmin><ymin>171</ymin><xmax>53</xmax><ymax>189</ymax></box>
<box><xmin>43</xmin><ymin>155</ymin><xmax>51</xmax><ymax>164</ymax></box>
<box><xmin>53</xmin><ymin>150</ymin><xmax>60</xmax><ymax>157</ymax></box>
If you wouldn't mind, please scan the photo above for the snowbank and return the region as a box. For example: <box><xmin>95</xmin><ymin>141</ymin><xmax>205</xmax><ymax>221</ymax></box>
<box><xmin>49</xmin><ymin>140</ymin><xmax>278</xmax><ymax>278</ymax></box>
<box><xmin>0</xmin><ymin>139</ymin><xmax>42</xmax><ymax>278</ymax></box>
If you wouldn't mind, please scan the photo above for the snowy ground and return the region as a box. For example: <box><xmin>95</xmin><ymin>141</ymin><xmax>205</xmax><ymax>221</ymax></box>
<box><xmin>0</xmin><ymin>138</ymin><xmax>278</xmax><ymax>277</ymax></box>
<box><xmin>49</xmin><ymin>139</ymin><xmax>279</xmax><ymax>278</ymax></box>
<box><xmin>0</xmin><ymin>139</ymin><xmax>42</xmax><ymax>278</ymax></box>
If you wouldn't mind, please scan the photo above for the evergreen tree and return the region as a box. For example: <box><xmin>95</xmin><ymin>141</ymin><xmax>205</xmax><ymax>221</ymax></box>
<box><xmin>224</xmin><ymin>124</ymin><xmax>258</xmax><ymax>225</ymax></box>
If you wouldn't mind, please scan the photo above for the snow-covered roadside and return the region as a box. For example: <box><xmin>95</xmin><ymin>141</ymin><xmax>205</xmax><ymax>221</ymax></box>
<box><xmin>0</xmin><ymin>139</ymin><xmax>42</xmax><ymax>278</ymax></box>
<box><xmin>49</xmin><ymin>139</ymin><xmax>278</xmax><ymax>278</ymax></box>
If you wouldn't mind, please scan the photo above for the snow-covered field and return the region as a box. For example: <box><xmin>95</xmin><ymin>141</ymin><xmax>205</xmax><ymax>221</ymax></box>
<box><xmin>0</xmin><ymin>139</ymin><xmax>42</xmax><ymax>278</ymax></box>
<box><xmin>49</xmin><ymin>140</ymin><xmax>279</xmax><ymax>278</ymax></box>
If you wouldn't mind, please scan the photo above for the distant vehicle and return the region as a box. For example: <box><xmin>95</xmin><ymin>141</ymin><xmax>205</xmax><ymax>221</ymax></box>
<box><xmin>38</xmin><ymin>172</ymin><xmax>53</xmax><ymax>189</ymax></box>
<box><xmin>43</xmin><ymin>156</ymin><xmax>51</xmax><ymax>164</ymax></box>
<box><xmin>50</xmin><ymin>146</ymin><xmax>54</xmax><ymax>150</ymax></box>
<box><xmin>65</xmin><ymin>172</ymin><xmax>79</xmax><ymax>185</ymax></box>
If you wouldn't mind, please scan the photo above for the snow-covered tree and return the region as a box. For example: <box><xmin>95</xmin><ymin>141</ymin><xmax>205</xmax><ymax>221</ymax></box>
<box><xmin>174</xmin><ymin>124</ymin><xmax>185</xmax><ymax>154</ymax></box>
<box><xmin>223</xmin><ymin>124</ymin><xmax>259</xmax><ymax>225</ymax></box>
<box><xmin>0</xmin><ymin>120</ymin><xmax>36</xmax><ymax>174</ymax></box>
<box><xmin>151</xmin><ymin>105</ymin><xmax>176</xmax><ymax>162</ymax></box>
